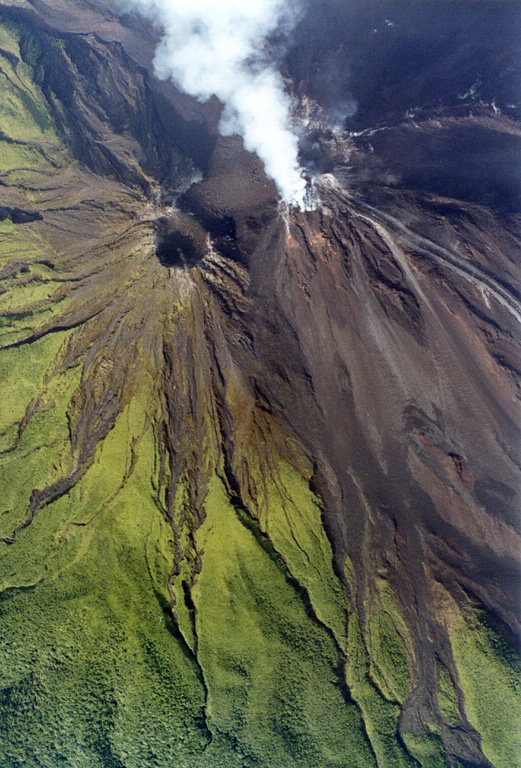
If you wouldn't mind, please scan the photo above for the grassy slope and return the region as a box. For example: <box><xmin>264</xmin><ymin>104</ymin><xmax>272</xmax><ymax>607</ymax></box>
<box><xmin>193</xmin><ymin>473</ymin><xmax>375</xmax><ymax>768</ymax></box>
<box><xmin>450</xmin><ymin>612</ymin><xmax>521</xmax><ymax>768</ymax></box>
<box><xmin>0</xmin><ymin>21</ymin><xmax>208</xmax><ymax>767</ymax></box>
<box><xmin>0</xmin><ymin>22</ymin><xmax>377</xmax><ymax>765</ymax></box>
<box><xmin>0</xmin><ymin>396</ymin><xmax>211</xmax><ymax>768</ymax></box>
<box><xmin>0</xmin><ymin>13</ymin><xmax>519</xmax><ymax>768</ymax></box>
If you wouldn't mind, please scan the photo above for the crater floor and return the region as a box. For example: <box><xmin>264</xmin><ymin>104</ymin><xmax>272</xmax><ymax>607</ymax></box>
<box><xmin>0</xmin><ymin>2</ymin><xmax>520</xmax><ymax>767</ymax></box>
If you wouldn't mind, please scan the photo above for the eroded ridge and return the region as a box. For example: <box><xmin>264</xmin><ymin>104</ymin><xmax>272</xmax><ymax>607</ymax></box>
<box><xmin>0</xmin><ymin>3</ymin><xmax>520</xmax><ymax>767</ymax></box>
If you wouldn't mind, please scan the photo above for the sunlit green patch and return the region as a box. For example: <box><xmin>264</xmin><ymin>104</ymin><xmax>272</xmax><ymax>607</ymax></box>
<box><xmin>0</xmin><ymin>396</ymin><xmax>211</xmax><ymax>768</ymax></box>
<box><xmin>192</xmin><ymin>473</ymin><xmax>376</xmax><ymax>768</ymax></box>
<box><xmin>449</xmin><ymin>610</ymin><xmax>521</xmax><ymax>768</ymax></box>
<box><xmin>0</xmin><ymin>225</ymin><xmax>42</xmax><ymax>262</ymax></box>
<box><xmin>0</xmin><ymin>22</ymin><xmax>57</xmax><ymax>144</ymax></box>
<box><xmin>0</xmin><ymin>220</ymin><xmax>16</xmax><ymax>235</ymax></box>
<box><xmin>0</xmin><ymin>272</ymin><xmax>58</xmax><ymax>312</ymax></box>
<box><xmin>0</xmin><ymin>362</ymin><xmax>78</xmax><ymax>556</ymax></box>
<box><xmin>0</xmin><ymin>331</ymin><xmax>70</xmax><ymax>451</ymax></box>
<box><xmin>437</xmin><ymin>666</ymin><xmax>460</xmax><ymax>726</ymax></box>
<box><xmin>402</xmin><ymin>730</ymin><xmax>456</xmax><ymax>768</ymax></box>
<box><xmin>0</xmin><ymin>16</ymin><xmax>67</xmax><ymax>195</ymax></box>
<box><xmin>364</xmin><ymin>578</ymin><xmax>412</xmax><ymax>704</ymax></box>
<box><xmin>252</xmin><ymin>460</ymin><xmax>350</xmax><ymax>650</ymax></box>
<box><xmin>345</xmin><ymin>613</ymin><xmax>417</xmax><ymax>768</ymax></box>
<box><xmin>0</xmin><ymin>140</ymin><xmax>56</xmax><ymax>175</ymax></box>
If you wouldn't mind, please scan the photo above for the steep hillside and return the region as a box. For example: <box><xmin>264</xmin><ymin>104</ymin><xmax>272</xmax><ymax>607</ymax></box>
<box><xmin>0</xmin><ymin>2</ymin><xmax>520</xmax><ymax>767</ymax></box>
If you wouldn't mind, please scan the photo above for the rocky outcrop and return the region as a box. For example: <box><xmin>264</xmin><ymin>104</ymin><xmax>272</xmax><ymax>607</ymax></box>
<box><xmin>0</xmin><ymin>2</ymin><xmax>519</xmax><ymax>767</ymax></box>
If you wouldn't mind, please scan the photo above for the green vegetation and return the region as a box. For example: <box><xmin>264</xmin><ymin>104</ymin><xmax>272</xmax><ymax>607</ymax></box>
<box><xmin>192</xmin><ymin>473</ymin><xmax>376</xmax><ymax>768</ymax></box>
<box><xmin>0</xmin><ymin>332</ymin><xmax>70</xmax><ymax>452</ymax></box>
<box><xmin>436</xmin><ymin>666</ymin><xmax>460</xmax><ymax>726</ymax></box>
<box><xmin>0</xmin><ymin>397</ymin><xmax>211</xmax><ymax>767</ymax></box>
<box><xmin>0</xmin><ymin>10</ymin><xmax>519</xmax><ymax>768</ymax></box>
<box><xmin>345</xmin><ymin>613</ymin><xmax>417</xmax><ymax>768</ymax></box>
<box><xmin>250</xmin><ymin>459</ymin><xmax>349</xmax><ymax>648</ymax></box>
<box><xmin>449</xmin><ymin>610</ymin><xmax>521</xmax><ymax>768</ymax></box>
<box><xmin>0</xmin><ymin>20</ymin><xmax>62</xmax><ymax>173</ymax></box>
<box><xmin>0</xmin><ymin>341</ymin><xmax>77</xmax><ymax>565</ymax></box>
<box><xmin>365</xmin><ymin>578</ymin><xmax>412</xmax><ymax>705</ymax></box>
<box><xmin>401</xmin><ymin>732</ymin><xmax>452</xmax><ymax>768</ymax></box>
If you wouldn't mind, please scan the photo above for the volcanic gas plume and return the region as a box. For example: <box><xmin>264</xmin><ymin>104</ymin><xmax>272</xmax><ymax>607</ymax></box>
<box><xmin>127</xmin><ymin>0</ymin><xmax>310</xmax><ymax>207</ymax></box>
<box><xmin>0</xmin><ymin>1</ymin><xmax>520</xmax><ymax>767</ymax></box>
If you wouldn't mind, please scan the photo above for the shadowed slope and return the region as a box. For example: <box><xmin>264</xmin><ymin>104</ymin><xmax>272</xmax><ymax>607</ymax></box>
<box><xmin>0</xmin><ymin>2</ymin><xmax>520</xmax><ymax>767</ymax></box>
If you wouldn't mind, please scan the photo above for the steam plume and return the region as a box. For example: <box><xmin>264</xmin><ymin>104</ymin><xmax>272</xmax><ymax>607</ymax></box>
<box><xmin>127</xmin><ymin>0</ymin><xmax>308</xmax><ymax>207</ymax></box>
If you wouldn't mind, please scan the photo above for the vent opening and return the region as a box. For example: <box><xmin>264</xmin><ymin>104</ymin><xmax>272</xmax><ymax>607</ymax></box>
<box><xmin>154</xmin><ymin>214</ymin><xmax>207</xmax><ymax>268</ymax></box>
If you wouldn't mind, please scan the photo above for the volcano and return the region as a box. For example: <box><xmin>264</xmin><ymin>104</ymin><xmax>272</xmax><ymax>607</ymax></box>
<box><xmin>0</xmin><ymin>1</ymin><xmax>520</xmax><ymax>767</ymax></box>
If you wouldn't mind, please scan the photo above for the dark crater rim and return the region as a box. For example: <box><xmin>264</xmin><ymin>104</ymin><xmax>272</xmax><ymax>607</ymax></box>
<box><xmin>155</xmin><ymin>229</ymin><xmax>204</xmax><ymax>269</ymax></box>
<box><xmin>153</xmin><ymin>214</ymin><xmax>208</xmax><ymax>269</ymax></box>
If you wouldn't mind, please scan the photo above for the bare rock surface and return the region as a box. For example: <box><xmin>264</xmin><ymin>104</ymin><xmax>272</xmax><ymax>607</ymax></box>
<box><xmin>0</xmin><ymin>1</ymin><xmax>519</xmax><ymax>767</ymax></box>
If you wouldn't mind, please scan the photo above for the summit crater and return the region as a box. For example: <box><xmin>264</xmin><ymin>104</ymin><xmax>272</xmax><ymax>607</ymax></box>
<box><xmin>0</xmin><ymin>2</ymin><xmax>520</xmax><ymax>767</ymax></box>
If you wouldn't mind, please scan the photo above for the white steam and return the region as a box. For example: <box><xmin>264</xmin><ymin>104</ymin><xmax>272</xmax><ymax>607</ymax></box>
<box><xmin>127</xmin><ymin>0</ymin><xmax>308</xmax><ymax>207</ymax></box>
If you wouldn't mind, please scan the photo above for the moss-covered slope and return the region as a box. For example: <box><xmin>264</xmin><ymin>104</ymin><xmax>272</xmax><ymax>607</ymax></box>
<box><xmin>0</xmin><ymin>4</ymin><xmax>520</xmax><ymax>767</ymax></box>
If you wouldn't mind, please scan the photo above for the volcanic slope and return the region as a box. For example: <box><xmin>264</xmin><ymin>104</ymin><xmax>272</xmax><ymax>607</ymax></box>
<box><xmin>0</xmin><ymin>2</ymin><xmax>520</xmax><ymax>767</ymax></box>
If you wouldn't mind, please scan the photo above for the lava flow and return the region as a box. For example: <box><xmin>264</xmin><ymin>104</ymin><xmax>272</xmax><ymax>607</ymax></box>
<box><xmin>0</xmin><ymin>2</ymin><xmax>520</xmax><ymax>767</ymax></box>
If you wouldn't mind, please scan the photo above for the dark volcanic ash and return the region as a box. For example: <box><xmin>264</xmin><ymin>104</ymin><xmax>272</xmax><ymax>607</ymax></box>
<box><xmin>125</xmin><ymin>0</ymin><xmax>311</xmax><ymax>207</ymax></box>
<box><xmin>0</xmin><ymin>2</ymin><xmax>520</xmax><ymax>767</ymax></box>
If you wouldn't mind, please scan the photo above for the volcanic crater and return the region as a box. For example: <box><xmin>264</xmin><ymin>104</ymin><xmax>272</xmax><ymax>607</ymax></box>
<box><xmin>154</xmin><ymin>212</ymin><xmax>209</xmax><ymax>268</ymax></box>
<box><xmin>0</xmin><ymin>2</ymin><xmax>520</xmax><ymax>768</ymax></box>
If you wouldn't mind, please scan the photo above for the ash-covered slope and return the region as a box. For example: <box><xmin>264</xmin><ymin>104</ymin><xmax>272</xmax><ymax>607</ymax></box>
<box><xmin>0</xmin><ymin>1</ymin><xmax>520</xmax><ymax>767</ymax></box>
